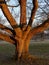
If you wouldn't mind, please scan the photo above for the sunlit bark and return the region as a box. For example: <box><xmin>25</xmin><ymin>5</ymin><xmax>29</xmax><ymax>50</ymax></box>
<box><xmin>20</xmin><ymin>0</ymin><xmax>26</xmax><ymax>24</ymax></box>
<box><xmin>0</xmin><ymin>32</ymin><xmax>15</xmax><ymax>44</ymax></box>
<box><xmin>0</xmin><ymin>4</ymin><xmax>22</xmax><ymax>38</ymax></box>
<box><xmin>22</xmin><ymin>0</ymin><xmax>38</xmax><ymax>40</ymax></box>
<box><xmin>0</xmin><ymin>0</ymin><xmax>49</xmax><ymax>60</ymax></box>
<box><xmin>1</xmin><ymin>4</ymin><xmax>17</xmax><ymax>28</ymax></box>
<box><xmin>23</xmin><ymin>18</ymin><xmax>49</xmax><ymax>54</ymax></box>
<box><xmin>0</xmin><ymin>24</ymin><xmax>13</xmax><ymax>34</ymax></box>
<box><xmin>28</xmin><ymin>0</ymin><xmax>38</xmax><ymax>26</ymax></box>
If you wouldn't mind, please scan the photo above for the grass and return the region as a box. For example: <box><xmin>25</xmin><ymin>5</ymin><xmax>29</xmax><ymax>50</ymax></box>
<box><xmin>29</xmin><ymin>43</ymin><xmax>49</xmax><ymax>59</ymax></box>
<box><xmin>0</xmin><ymin>41</ymin><xmax>49</xmax><ymax>65</ymax></box>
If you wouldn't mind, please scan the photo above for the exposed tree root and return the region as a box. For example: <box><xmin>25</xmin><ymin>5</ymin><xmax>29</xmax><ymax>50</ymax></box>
<box><xmin>11</xmin><ymin>53</ymin><xmax>38</xmax><ymax>61</ymax></box>
<box><xmin>20</xmin><ymin>53</ymin><xmax>38</xmax><ymax>61</ymax></box>
<box><xmin>9</xmin><ymin>54</ymin><xmax>49</xmax><ymax>65</ymax></box>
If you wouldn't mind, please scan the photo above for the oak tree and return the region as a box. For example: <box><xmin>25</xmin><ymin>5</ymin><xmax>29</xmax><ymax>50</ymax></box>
<box><xmin>0</xmin><ymin>0</ymin><xmax>49</xmax><ymax>60</ymax></box>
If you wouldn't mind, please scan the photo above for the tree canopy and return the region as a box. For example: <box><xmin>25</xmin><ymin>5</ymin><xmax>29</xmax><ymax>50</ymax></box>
<box><xmin>0</xmin><ymin>0</ymin><xmax>49</xmax><ymax>60</ymax></box>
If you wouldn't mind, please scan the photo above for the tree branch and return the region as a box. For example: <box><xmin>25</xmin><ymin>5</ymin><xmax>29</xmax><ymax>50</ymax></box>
<box><xmin>28</xmin><ymin>0</ymin><xmax>38</xmax><ymax>26</ymax></box>
<box><xmin>7</xmin><ymin>4</ymin><xmax>19</xmax><ymax>7</ymax></box>
<box><xmin>0</xmin><ymin>24</ymin><xmax>14</xmax><ymax>35</ymax></box>
<box><xmin>23</xmin><ymin>0</ymin><xmax>38</xmax><ymax>36</ymax></box>
<box><xmin>0</xmin><ymin>4</ymin><xmax>18</xmax><ymax>29</ymax></box>
<box><xmin>0</xmin><ymin>4</ymin><xmax>22</xmax><ymax>37</ymax></box>
<box><xmin>24</xmin><ymin>19</ymin><xmax>49</xmax><ymax>50</ymax></box>
<box><xmin>39</xmin><ymin>6</ymin><xmax>48</xmax><ymax>15</ymax></box>
<box><xmin>0</xmin><ymin>32</ymin><xmax>15</xmax><ymax>44</ymax></box>
<box><xmin>44</xmin><ymin>0</ymin><xmax>49</xmax><ymax>6</ymax></box>
<box><xmin>20</xmin><ymin>0</ymin><xmax>26</xmax><ymax>25</ymax></box>
<box><xmin>27</xmin><ymin>18</ymin><xmax>49</xmax><ymax>40</ymax></box>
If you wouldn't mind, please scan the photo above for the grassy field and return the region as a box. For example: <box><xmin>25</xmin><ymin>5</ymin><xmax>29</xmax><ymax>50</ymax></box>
<box><xmin>0</xmin><ymin>41</ymin><xmax>49</xmax><ymax>65</ymax></box>
<box><xmin>30</xmin><ymin>43</ymin><xmax>49</xmax><ymax>59</ymax></box>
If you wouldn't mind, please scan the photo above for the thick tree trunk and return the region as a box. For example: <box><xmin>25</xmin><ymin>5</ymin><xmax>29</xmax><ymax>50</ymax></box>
<box><xmin>14</xmin><ymin>39</ymin><xmax>24</xmax><ymax>59</ymax></box>
<box><xmin>1</xmin><ymin>0</ymin><xmax>49</xmax><ymax>62</ymax></box>
<box><xmin>14</xmin><ymin>36</ymin><xmax>31</xmax><ymax>60</ymax></box>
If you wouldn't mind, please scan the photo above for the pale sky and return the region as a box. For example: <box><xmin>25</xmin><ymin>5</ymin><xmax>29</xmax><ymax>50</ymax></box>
<box><xmin>0</xmin><ymin>0</ymin><xmax>48</xmax><ymax>27</ymax></box>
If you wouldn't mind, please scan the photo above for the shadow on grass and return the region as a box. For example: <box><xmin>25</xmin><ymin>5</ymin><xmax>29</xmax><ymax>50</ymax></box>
<box><xmin>0</xmin><ymin>55</ymin><xmax>49</xmax><ymax>65</ymax></box>
<box><xmin>0</xmin><ymin>43</ymin><xmax>49</xmax><ymax>65</ymax></box>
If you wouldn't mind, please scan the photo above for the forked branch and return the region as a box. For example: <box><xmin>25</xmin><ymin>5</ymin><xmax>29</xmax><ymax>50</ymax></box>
<box><xmin>0</xmin><ymin>4</ymin><xmax>22</xmax><ymax>37</ymax></box>
<box><xmin>24</xmin><ymin>19</ymin><xmax>49</xmax><ymax>52</ymax></box>
<box><xmin>23</xmin><ymin>0</ymin><xmax>38</xmax><ymax>37</ymax></box>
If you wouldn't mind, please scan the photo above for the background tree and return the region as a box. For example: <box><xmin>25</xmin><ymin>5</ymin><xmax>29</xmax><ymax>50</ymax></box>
<box><xmin>0</xmin><ymin>0</ymin><xmax>49</xmax><ymax>60</ymax></box>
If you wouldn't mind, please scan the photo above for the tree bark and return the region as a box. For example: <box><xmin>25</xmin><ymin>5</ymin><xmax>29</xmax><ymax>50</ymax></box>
<box><xmin>20</xmin><ymin>0</ymin><xmax>26</xmax><ymax>24</ymax></box>
<box><xmin>0</xmin><ymin>32</ymin><xmax>15</xmax><ymax>44</ymax></box>
<box><xmin>0</xmin><ymin>0</ymin><xmax>49</xmax><ymax>61</ymax></box>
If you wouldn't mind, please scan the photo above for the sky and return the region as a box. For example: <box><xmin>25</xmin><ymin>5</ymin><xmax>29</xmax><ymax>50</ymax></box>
<box><xmin>0</xmin><ymin>0</ymin><xmax>48</xmax><ymax>27</ymax></box>
<box><xmin>0</xmin><ymin>0</ymin><xmax>20</xmax><ymax>26</ymax></box>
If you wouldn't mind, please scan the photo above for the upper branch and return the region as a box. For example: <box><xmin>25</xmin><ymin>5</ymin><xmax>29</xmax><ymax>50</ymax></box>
<box><xmin>0</xmin><ymin>4</ymin><xmax>22</xmax><ymax>37</ymax></box>
<box><xmin>23</xmin><ymin>0</ymin><xmax>38</xmax><ymax>37</ymax></box>
<box><xmin>32</xmin><ymin>18</ymin><xmax>49</xmax><ymax>33</ymax></box>
<box><xmin>20</xmin><ymin>0</ymin><xmax>26</xmax><ymax>26</ymax></box>
<box><xmin>27</xmin><ymin>18</ymin><xmax>49</xmax><ymax>40</ymax></box>
<box><xmin>28</xmin><ymin>0</ymin><xmax>38</xmax><ymax>26</ymax></box>
<box><xmin>0</xmin><ymin>4</ymin><xmax>18</xmax><ymax>29</ymax></box>
<box><xmin>7</xmin><ymin>4</ymin><xmax>19</xmax><ymax>7</ymax></box>
<box><xmin>44</xmin><ymin>0</ymin><xmax>49</xmax><ymax>6</ymax></box>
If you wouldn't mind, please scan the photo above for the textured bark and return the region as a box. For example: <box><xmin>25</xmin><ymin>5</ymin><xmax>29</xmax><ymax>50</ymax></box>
<box><xmin>1</xmin><ymin>4</ymin><xmax>17</xmax><ymax>28</ymax></box>
<box><xmin>0</xmin><ymin>32</ymin><xmax>15</xmax><ymax>44</ymax></box>
<box><xmin>24</xmin><ymin>37</ymin><xmax>30</xmax><ymax>53</ymax></box>
<box><xmin>28</xmin><ymin>0</ymin><xmax>38</xmax><ymax>26</ymax></box>
<box><xmin>0</xmin><ymin>0</ymin><xmax>5</xmax><ymax>1</ymax></box>
<box><xmin>0</xmin><ymin>4</ymin><xmax>22</xmax><ymax>38</ymax></box>
<box><xmin>20</xmin><ymin>0</ymin><xmax>26</xmax><ymax>24</ymax></box>
<box><xmin>0</xmin><ymin>24</ymin><xmax>13</xmax><ymax>34</ymax></box>
<box><xmin>0</xmin><ymin>0</ymin><xmax>49</xmax><ymax>60</ymax></box>
<box><xmin>23</xmin><ymin>18</ymin><xmax>49</xmax><ymax>54</ymax></box>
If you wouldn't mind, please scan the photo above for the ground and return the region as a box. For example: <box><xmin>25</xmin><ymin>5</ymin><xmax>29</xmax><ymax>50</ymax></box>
<box><xmin>0</xmin><ymin>40</ymin><xmax>49</xmax><ymax>65</ymax></box>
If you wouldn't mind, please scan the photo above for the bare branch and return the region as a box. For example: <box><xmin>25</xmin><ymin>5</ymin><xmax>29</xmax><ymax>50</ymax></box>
<box><xmin>20</xmin><ymin>0</ymin><xmax>26</xmax><ymax>25</ymax></box>
<box><xmin>0</xmin><ymin>32</ymin><xmax>15</xmax><ymax>44</ymax></box>
<box><xmin>28</xmin><ymin>0</ymin><xmax>38</xmax><ymax>26</ymax></box>
<box><xmin>44</xmin><ymin>0</ymin><xmax>49</xmax><ymax>6</ymax></box>
<box><xmin>7</xmin><ymin>4</ymin><xmax>19</xmax><ymax>7</ymax></box>
<box><xmin>39</xmin><ymin>6</ymin><xmax>48</xmax><ymax>15</ymax></box>
<box><xmin>24</xmin><ymin>18</ymin><xmax>49</xmax><ymax>52</ymax></box>
<box><xmin>27</xmin><ymin>18</ymin><xmax>49</xmax><ymax>40</ymax></box>
<box><xmin>0</xmin><ymin>24</ymin><xmax>14</xmax><ymax>35</ymax></box>
<box><xmin>0</xmin><ymin>4</ymin><xmax>22</xmax><ymax>37</ymax></box>
<box><xmin>23</xmin><ymin>0</ymin><xmax>38</xmax><ymax>37</ymax></box>
<box><xmin>0</xmin><ymin>4</ymin><xmax>18</xmax><ymax>29</ymax></box>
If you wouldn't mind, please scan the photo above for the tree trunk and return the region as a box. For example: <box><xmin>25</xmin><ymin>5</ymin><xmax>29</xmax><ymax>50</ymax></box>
<box><xmin>1</xmin><ymin>0</ymin><xmax>49</xmax><ymax>62</ymax></box>
<box><xmin>14</xmin><ymin>36</ymin><xmax>31</xmax><ymax>60</ymax></box>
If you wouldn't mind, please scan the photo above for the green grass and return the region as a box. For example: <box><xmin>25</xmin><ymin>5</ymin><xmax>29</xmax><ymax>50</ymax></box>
<box><xmin>0</xmin><ymin>44</ymin><xmax>15</xmax><ymax>56</ymax></box>
<box><xmin>0</xmin><ymin>43</ymin><xmax>49</xmax><ymax>59</ymax></box>
<box><xmin>29</xmin><ymin>43</ymin><xmax>49</xmax><ymax>59</ymax></box>
<box><xmin>0</xmin><ymin>42</ymin><xmax>49</xmax><ymax>65</ymax></box>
